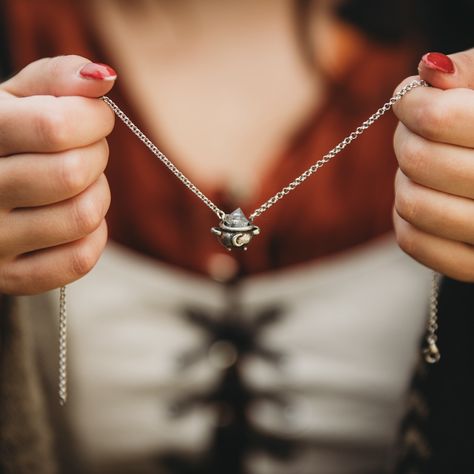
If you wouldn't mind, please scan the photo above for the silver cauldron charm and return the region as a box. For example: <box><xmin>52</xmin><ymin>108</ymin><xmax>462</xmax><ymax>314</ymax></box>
<box><xmin>211</xmin><ymin>208</ymin><xmax>260</xmax><ymax>251</ymax></box>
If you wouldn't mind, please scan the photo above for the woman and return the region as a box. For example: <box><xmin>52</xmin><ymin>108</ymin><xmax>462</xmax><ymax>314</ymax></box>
<box><xmin>0</xmin><ymin>0</ymin><xmax>473</xmax><ymax>473</ymax></box>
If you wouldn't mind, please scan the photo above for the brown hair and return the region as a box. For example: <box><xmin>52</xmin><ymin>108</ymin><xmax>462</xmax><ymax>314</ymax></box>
<box><xmin>294</xmin><ymin>0</ymin><xmax>474</xmax><ymax>69</ymax></box>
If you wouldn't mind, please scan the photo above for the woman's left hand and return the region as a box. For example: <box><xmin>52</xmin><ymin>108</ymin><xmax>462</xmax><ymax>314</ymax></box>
<box><xmin>393</xmin><ymin>49</ymin><xmax>474</xmax><ymax>281</ymax></box>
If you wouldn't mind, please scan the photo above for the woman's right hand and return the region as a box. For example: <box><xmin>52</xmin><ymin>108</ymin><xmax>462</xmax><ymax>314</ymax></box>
<box><xmin>0</xmin><ymin>55</ymin><xmax>117</xmax><ymax>295</ymax></box>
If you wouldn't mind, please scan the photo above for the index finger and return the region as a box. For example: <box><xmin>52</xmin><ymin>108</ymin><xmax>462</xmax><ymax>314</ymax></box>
<box><xmin>392</xmin><ymin>78</ymin><xmax>474</xmax><ymax>148</ymax></box>
<box><xmin>0</xmin><ymin>95</ymin><xmax>114</xmax><ymax>156</ymax></box>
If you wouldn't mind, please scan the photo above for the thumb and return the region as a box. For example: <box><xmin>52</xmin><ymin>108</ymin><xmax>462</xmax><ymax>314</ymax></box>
<box><xmin>418</xmin><ymin>48</ymin><xmax>474</xmax><ymax>90</ymax></box>
<box><xmin>0</xmin><ymin>55</ymin><xmax>117</xmax><ymax>98</ymax></box>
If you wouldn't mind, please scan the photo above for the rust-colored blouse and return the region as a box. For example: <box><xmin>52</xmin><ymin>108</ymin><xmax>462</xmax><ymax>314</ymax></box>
<box><xmin>3</xmin><ymin>0</ymin><xmax>419</xmax><ymax>277</ymax></box>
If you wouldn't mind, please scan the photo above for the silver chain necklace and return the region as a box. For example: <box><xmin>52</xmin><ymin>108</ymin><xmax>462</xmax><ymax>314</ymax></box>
<box><xmin>58</xmin><ymin>78</ymin><xmax>441</xmax><ymax>406</ymax></box>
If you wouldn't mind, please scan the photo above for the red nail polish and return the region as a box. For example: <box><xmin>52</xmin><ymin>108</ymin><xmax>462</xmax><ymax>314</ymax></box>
<box><xmin>421</xmin><ymin>52</ymin><xmax>455</xmax><ymax>74</ymax></box>
<box><xmin>79</xmin><ymin>62</ymin><xmax>117</xmax><ymax>81</ymax></box>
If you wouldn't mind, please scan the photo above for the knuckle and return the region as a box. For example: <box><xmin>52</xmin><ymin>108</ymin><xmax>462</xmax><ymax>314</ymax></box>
<box><xmin>59</xmin><ymin>140</ymin><xmax>110</xmax><ymax>196</ymax></box>
<box><xmin>416</xmin><ymin>101</ymin><xmax>448</xmax><ymax>139</ymax></box>
<box><xmin>397</xmin><ymin>134</ymin><xmax>426</xmax><ymax>180</ymax></box>
<box><xmin>95</xmin><ymin>139</ymin><xmax>110</xmax><ymax>172</ymax></box>
<box><xmin>394</xmin><ymin>178</ymin><xmax>419</xmax><ymax>224</ymax></box>
<box><xmin>102</xmin><ymin>177</ymin><xmax>112</xmax><ymax>212</ymax></box>
<box><xmin>35</xmin><ymin>106</ymin><xmax>71</xmax><ymax>149</ymax></box>
<box><xmin>72</xmin><ymin>192</ymin><xmax>104</xmax><ymax>236</ymax></box>
<box><xmin>70</xmin><ymin>235</ymin><xmax>101</xmax><ymax>278</ymax></box>
<box><xmin>60</xmin><ymin>149</ymin><xmax>89</xmax><ymax>194</ymax></box>
<box><xmin>99</xmin><ymin>137</ymin><xmax>110</xmax><ymax>159</ymax></box>
<box><xmin>394</xmin><ymin>217</ymin><xmax>417</xmax><ymax>258</ymax></box>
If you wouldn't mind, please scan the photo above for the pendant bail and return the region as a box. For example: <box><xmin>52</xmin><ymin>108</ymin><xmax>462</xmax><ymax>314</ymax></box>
<box><xmin>211</xmin><ymin>208</ymin><xmax>260</xmax><ymax>251</ymax></box>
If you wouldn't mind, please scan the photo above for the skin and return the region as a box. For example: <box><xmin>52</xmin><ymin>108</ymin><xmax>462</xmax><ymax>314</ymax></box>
<box><xmin>393</xmin><ymin>48</ymin><xmax>474</xmax><ymax>281</ymax></box>
<box><xmin>88</xmin><ymin>0</ymin><xmax>362</xmax><ymax>194</ymax></box>
<box><xmin>88</xmin><ymin>0</ymin><xmax>323</xmax><ymax>194</ymax></box>
<box><xmin>0</xmin><ymin>0</ymin><xmax>352</xmax><ymax>295</ymax></box>
<box><xmin>0</xmin><ymin>8</ymin><xmax>472</xmax><ymax>295</ymax></box>
<box><xmin>0</xmin><ymin>56</ymin><xmax>115</xmax><ymax>294</ymax></box>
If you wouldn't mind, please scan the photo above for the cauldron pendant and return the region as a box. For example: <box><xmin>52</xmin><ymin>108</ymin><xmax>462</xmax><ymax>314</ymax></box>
<box><xmin>211</xmin><ymin>208</ymin><xmax>260</xmax><ymax>251</ymax></box>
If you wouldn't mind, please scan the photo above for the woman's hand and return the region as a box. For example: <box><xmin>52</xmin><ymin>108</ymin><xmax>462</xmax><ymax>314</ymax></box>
<box><xmin>0</xmin><ymin>55</ymin><xmax>116</xmax><ymax>294</ymax></box>
<box><xmin>393</xmin><ymin>49</ymin><xmax>474</xmax><ymax>281</ymax></box>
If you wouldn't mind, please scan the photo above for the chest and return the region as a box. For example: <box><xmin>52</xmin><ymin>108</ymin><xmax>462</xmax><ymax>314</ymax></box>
<box><xmin>23</xmin><ymin>238</ymin><xmax>431</xmax><ymax>473</ymax></box>
<box><xmin>90</xmin><ymin>0</ymin><xmax>324</xmax><ymax>195</ymax></box>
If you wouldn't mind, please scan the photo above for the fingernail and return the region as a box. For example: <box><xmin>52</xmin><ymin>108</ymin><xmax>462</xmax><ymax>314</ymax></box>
<box><xmin>79</xmin><ymin>62</ymin><xmax>117</xmax><ymax>81</ymax></box>
<box><xmin>421</xmin><ymin>52</ymin><xmax>455</xmax><ymax>74</ymax></box>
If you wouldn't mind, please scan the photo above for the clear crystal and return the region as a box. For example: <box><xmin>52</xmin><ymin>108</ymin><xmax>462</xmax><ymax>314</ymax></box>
<box><xmin>223</xmin><ymin>208</ymin><xmax>249</xmax><ymax>227</ymax></box>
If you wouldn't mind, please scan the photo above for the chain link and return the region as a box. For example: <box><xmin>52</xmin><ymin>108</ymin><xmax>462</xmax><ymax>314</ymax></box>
<box><xmin>58</xmin><ymin>285</ymin><xmax>67</xmax><ymax>406</ymax></box>
<box><xmin>103</xmin><ymin>79</ymin><xmax>427</xmax><ymax>222</ymax></box>
<box><xmin>58</xmin><ymin>78</ymin><xmax>438</xmax><ymax>405</ymax></box>
<box><xmin>102</xmin><ymin>97</ymin><xmax>226</xmax><ymax>221</ymax></box>
<box><xmin>249</xmin><ymin>79</ymin><xmax>427</xmax><ymax>219</ymax></box>
<box><xmin>424</xmin><ymin>272</ymin><xmax>441</xmax><ymax>363</ymax></box>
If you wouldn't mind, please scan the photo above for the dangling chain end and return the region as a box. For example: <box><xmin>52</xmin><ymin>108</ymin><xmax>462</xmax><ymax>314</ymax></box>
<box><xmin>58</xmin><ymin>285</ymin><xmax>68</xmax><ymax>406</ymax></box>
<box><xmin>423</xmin><ymin>272</ymin><xmax>441</xmax><ymax>364</ymax></box>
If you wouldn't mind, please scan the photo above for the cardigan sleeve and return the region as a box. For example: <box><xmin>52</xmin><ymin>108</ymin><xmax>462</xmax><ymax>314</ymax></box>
<box><xmin>0</xmin><ymin>296</ymin><xmax>59</xmax><ymax>474</ymax></box>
